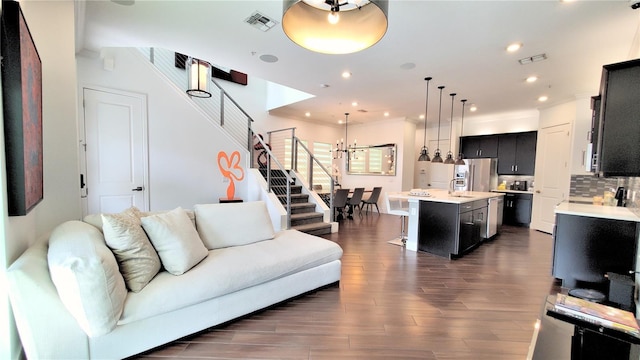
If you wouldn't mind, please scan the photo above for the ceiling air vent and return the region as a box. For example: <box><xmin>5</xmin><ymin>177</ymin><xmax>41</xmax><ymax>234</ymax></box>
<box><xmin>245</xmin><ymin>11</ymin><xmax>277</xmax><ymax>32</ymax></box>
<box><xmin>519</xmin><ymin>53</ymin><xmax>548</xmax><ymax>65</ymax></box>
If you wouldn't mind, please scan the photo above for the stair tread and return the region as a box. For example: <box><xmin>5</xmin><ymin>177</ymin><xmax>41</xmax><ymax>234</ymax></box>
<box><xmin>291</xmin><ymin>212</ymin><xmax>323</xmax><ymax>220</ymax></box>
<box><xmin>292</xmin><ymin>222</ymin><xmax>332</xmax><ymax>232</ymax></box>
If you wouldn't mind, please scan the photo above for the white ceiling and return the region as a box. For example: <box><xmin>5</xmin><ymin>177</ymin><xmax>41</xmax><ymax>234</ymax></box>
<box><xmin>79</xmin><ymin>0</ymin><xmax>640</xmax><ymax>127</ymax></box>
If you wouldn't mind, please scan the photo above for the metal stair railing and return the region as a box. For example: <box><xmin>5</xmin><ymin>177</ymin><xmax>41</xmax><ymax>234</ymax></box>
<box><xmin>137</xmin><ymin>47</ymin><xmax>295</xmax><ymax>227</ymax></box>
<box><xmin>265</xmin><ymin>128</ymin><xmax>336</xmax><ymax>221</ymax></box>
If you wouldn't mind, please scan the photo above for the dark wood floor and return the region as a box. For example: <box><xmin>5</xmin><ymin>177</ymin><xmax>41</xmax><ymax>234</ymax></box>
<box><xmin>137</xmin><ymin>214</ymin><xmax>561</xmax><ymax>359</ymax></box>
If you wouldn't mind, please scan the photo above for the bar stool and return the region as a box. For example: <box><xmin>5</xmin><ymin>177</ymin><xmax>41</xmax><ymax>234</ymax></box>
<box><xmin>385</xmin><ymin>192</ymin><xmax>409</xmax><ymax>246</ymax></box>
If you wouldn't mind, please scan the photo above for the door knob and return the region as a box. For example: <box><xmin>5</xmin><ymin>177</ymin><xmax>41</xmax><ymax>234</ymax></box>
<box><xmin>536</xmin><ymin>190</ymin><xmax>541</xmax><ymax>194</ymax></box>
<box><xmin>132</xmin><ymin>186</ymin><xmax>144</xmax><ymax>191</ymax></box>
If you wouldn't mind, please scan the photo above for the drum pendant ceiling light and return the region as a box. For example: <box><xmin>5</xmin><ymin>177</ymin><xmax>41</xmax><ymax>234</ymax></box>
<box><xmin>186</xmin><ymin>57</ymin><xmax>212</xmax><ymax>98</ymax></box>
<box><xmin>432</xmin><ymin>86</ymin><xmax>445</xmax><ymax>163</ymax></box>
<box><xmin>282</xmin><ymin>0</ymin><xmax>389</xmax><ymax>54</ymax></box>
<box><xmin>418</xmin><ymin>77</ymin><xmax>432</xmax><ymax>162</ymax></box>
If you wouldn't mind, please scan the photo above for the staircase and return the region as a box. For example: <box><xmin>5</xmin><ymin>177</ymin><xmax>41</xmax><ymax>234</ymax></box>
<box><xmin>262</xmin><ymin>169</ymin><xmax>332</xmax><ymax>236</ymax></box>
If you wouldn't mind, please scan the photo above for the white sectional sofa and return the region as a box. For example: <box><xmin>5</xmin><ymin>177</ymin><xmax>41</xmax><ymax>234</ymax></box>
<box><xmin>7</xmin><ymin>201</ymin><xmax>343</xmax><ymax>359</ymax></box>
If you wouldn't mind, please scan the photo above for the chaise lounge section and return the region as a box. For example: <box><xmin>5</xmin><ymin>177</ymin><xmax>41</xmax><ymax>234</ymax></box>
<box><xmin>7</xmin><ymin>201</ymin><xmax>342</xmax><ymax>359</ymax></box>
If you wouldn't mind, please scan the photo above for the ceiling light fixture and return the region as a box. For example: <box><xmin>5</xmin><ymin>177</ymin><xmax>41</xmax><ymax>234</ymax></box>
<box><xmin>333</xmin><ymin>113</ymin><xmax>359</xmax><ymax>160</ymax></box>
<box><xmin>342</xmin><ymin>71</ymin><xmax>352</xmax><ymax>78</ymax></box>
<box><xmin>282</xmin><ymin>0</ymin><xmax>389</xmax><ymax>54</ymax></box>
<box><xmin>432</xmin><ymin>85</ymin><xmax>445</xmax><ymax>163</ymax></box>
<box><xmin>454</xmin><ymin>99</ymin><xmax>467</xmax><ymax>165</ymax></box>
<box><xmin>506</xmin><ymin>42</ymin><xmax>523</xmax><ymax>52</ymax></box>
<box><xmin>444</xmin><ymin>92</ymin><xmax>457</xmax><ymax>164</ymax></box>
<box><xmin>418</xmin><ymin>77</ymin><xmax>432</xmax><ymax>162</ymax></box>
<box><xmin>538</xmin><ymin>95</ymin><xmax>549</xmax><ymax>102</ymax></box>
<box><xmin>526</xmin><ymin>75</ymin><xmax>538</xmax><ymax>83</ymax></box>
<box><xmin>186</xmin><ymin>57</ymin><xmax>212</xmax><ymax>98</ymax></box>
<box><xmin>470</xmin><ymin>104</ymin><xmax>478</xmax><ymax>112</ymax></box>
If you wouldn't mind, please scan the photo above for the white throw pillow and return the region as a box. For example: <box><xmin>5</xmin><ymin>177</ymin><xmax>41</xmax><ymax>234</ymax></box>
<box><xmin>195</xmin><ymin>201</ymin><xmax>275</xmax><ymax>249</ymax></box>
<box><xmin>101</xmin><ymin>207</ymin><xmax>161</xmax><ymax>292</ymax></box>
<box><xmin>48</xmin><ymin>221</ymin><xmax>127</xmax><ymax>337</ymax></box>
<box><xmin>141</xmin><ymin>207</ymin><xmax>208</xmax><ymax>275</ymax></box>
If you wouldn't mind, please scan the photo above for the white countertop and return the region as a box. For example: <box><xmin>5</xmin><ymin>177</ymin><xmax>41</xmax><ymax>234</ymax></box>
<box><xmin>555</xmin><ymin>201</ymin><xmax>640</xmax><ymax>222</ymax></box>
<box><xmin>389</xmin><ymin>189</ymin><xmax>504</xmax><ymax>204</ymax></box>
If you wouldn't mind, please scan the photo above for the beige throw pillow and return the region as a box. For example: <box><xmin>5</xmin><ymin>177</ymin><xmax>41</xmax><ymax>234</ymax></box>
<box><xmin>141</xmin><ymin>207</ymin><xmax>208</xmax><ymax>275</ymax></box>
<box><xmin>102</xmin><ymin>207</ymin><xmax>161</xmax><ymax>292</ymax></box>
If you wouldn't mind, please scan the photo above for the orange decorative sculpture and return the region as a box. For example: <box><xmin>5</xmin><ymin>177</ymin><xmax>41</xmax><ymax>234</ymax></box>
<box><xmin>217</xmin><ymin>151</ymin><xmax>245</xmax><ymax>199</ymax></box>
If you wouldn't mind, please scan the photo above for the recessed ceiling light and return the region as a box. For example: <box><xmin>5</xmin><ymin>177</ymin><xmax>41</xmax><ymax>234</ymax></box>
<box><xmin>305</xmin><ymin>112</ymin><xmax>311</xmax><ymax>117</ymax></box>
<box><xmin>342</xmin><ymin>71</ymin><xmax>351</xmax><ymax>79</ymax></box>
<box><xmin>470</xmin><ymin>104</ymin><xmax>478</xmax><ymax>112</ymax></box>
<box><xmin>506</xmin><ymin>42</ymin><xmax>523</xmax><ymax>53</ymax></box>
<box><xmin>352</xmin><ymin>101</ymin><xmax>358</xmax><ymax>107</ymax></box>
<box><xmin>400</xmin><ymin>62</ymin><xmax>416</xmax><ymax>70</ymax></box>
<box><xmin>526</xmin><ymin>76</ymin><xmax>538</xmax><ymax>83</ymax></box>
<box><xmin>538</xmin><ymin>95</ymin><xmax>548</xmax><ymax>102</ymax></box>
<box><xmin>259</xmin><ymin>54</ymin><xmax>279</xmax><ymax>63</ymax></box>
<box><xmin>384</xmin><ymin>112</ymin><xmax>389</xmax><ymax>117</ymax></box>
<box><xmin>419</xmin><ymin>114</ymin><xmax>425</xmax><ymax>119</ymax></box>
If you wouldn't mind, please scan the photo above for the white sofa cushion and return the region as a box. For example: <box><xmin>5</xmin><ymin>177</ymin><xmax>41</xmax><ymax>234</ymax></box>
<box><xmin>47</xmin><ymin>221</ymin><xmax>127</xmax><ymax>337</ymax></box>
<box><xmin>101</xmin><ymin>207</ymin><xmax>161</xmax><ymax>292</ymax></box>
<box><xmin>118</xmin><ymin>229</ymin><xmax>343</xmax><ymax>325</ymax></box>
<box><xmin>141</xmin><ymin>207</ymin><xmax>208</xmax><ymax>275</ymax></box>
<box><xmin>195</xmin><ymin>201</ymin><xmax>275</xmax><ymax>249</ymax></box>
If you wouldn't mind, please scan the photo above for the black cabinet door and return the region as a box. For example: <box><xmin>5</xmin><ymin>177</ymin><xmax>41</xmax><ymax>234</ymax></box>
<box><xmin>478</xmin><ymin>136</ymin><xmax>498</xmax><ymax>158</ymax></box>
<box><xmin>497</xmin><ymin>131</ymin><xmax>537</xmax><ymax>175</ymax></box>
<box><xmin>461</xmin><ymin>135</ymin><xmax>498</xmax><ymax>158</ymax></box>
<box><xmin>514</xmin><ymin>132</ymin><xmax>537</xmax><ymax>175</ymax></box>
<box><xmin>461</xmin><ymin>136</ymin><xmax>481</xmax><ymax>158</ymax></box>
<box><xmin>599</xmin><ymin>60</ymin><xmax>640</xmax><ymax>176</ymax></box>
<box><xmin>498</xmin><ymin>135</ymin><xmax>517</xmax><ymax>174</ymax></box>
<box><xmin>418</xmin><ymin>201</ymin><xmax>458</xmax><ymax>258</ymax></box>
<box><xmin>514</xmin><ymin>194</ymin><xmax>532</xmax><ymax>224</ymax></box>
<box><xmin>552</xmin><ymin>213</ymin><xmax>637</xmax><ymax>288</ymax></box>
<box><xmin>502</xmin><ymin>193</ymin><xmax>517</xmax><ymax>224</ymax></box>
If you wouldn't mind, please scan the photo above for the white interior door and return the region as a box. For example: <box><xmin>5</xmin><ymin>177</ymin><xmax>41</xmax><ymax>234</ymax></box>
<box><xmin>82</xmin><ymin>88</ymin><xmax>148</xmax><ymax>215</ymax></box>
<box><xmin>531</xmin><ymin>123</ymin><xmax>571</xmax><ymax>234</ymax></box>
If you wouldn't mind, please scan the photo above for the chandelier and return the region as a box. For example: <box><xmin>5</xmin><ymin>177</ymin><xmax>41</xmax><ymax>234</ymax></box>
<box><xmin>333</xmin><ymin>113</ymin><xmax>360</xmax><ymax>159</ymax></box>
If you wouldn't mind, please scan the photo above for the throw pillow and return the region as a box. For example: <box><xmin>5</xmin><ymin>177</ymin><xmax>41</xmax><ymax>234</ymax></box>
<box><xmin>48</xmin><ymin>221</ymin><xmax>127</xmax><ymax>337</ymax></box>
<box><xmin>194</xmin><ymin>201</ymin><xmax>275</xmax><ymax>249</ymax></box>
<box><xmin>141</xmin><ymin>207</ymin><xmax>208</xmax><ymax>275</ymax></box>
<box><xmin>101</xmin><ymin>207</ymin><xmax>161</xmax><ymax>292</ymax></box>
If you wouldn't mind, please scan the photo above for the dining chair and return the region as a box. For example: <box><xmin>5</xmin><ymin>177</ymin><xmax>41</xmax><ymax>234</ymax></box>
<box><xmin>346</xmin><ymin>187</ymin><xmax>365</xmax><ymax>219</ymax></box>
<box><xmin>360</xmin><ymin>187</ymin><xmax>382</xmax><ymax>214</ymax></box>
<box><xmin>333</xmin><ymin>188</ymin><xmax>350</xmax><ymax>221</ymax></box>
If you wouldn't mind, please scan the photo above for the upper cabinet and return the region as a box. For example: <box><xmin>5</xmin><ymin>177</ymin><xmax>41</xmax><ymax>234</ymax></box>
<box><xmin>593</xmin><ymin>59</ymin><xmax>640</xmax><ymax>177</ymax></box>
<box><xmin>460</xmin><ymin>135</ymin><xmax>498</xmax><ymax>158</ymax></box>
<box><xmin>497</xmin><ymin>131</ymin><xmax>537</xmax><ymax>175</ymax></box>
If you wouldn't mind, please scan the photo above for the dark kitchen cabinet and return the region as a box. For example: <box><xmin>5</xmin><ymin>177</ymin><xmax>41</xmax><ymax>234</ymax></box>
<box><xmin>497</xmin><ymin>131</ymin><xmax>537</xmax><ymax>175</ymax></box>
<box><xmin>460</xmin><ymin>135</ymin><xmax>498</xmax><ymax>159</ymax></box>
<box><xmin>503</xmin><ymin>193</ymin><xmax>532</xmax><ymax>226</ymax></box>
<box><xmin>418</xmin><ymin>200</ymin><xmax>486</xmax><ymax>259</ymax></box>
<box><xmin>552</xmin><ymin>213</ymin><xmax>638</xmax><ymax>289</ymax></box>
<box><xmin>595</xmin><ymin>59</ymin><xmax>640</xmax><ymax>177</ymax></box>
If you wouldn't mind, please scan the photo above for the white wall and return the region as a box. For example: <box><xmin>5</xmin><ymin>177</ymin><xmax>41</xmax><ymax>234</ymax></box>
<box><xmin>568</xmin><ymin>96</ymin><xmax>593</xmax><ymax>175</ymax></box>
<box><xmin>77</xmin><ymin>48</ymin><xmax>253</xmax><ymax>210</ymax></box>
<box><xmin>1</xmin><ymin>1</ymin><xmax>79</xmax><ymax>359</ymax></box>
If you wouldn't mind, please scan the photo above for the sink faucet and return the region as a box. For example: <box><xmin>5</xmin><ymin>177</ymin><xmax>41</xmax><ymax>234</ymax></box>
<box><xmin>449</xmin><ymin>178</ymin><xmax>457</xmax><ymax>195</ymax></box>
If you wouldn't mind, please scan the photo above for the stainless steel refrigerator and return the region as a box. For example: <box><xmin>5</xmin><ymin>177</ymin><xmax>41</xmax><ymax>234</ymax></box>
<box><xmin>453</xmin><ymin>158</ymin><xmax>498</xmax><ymax>192</ymax></box>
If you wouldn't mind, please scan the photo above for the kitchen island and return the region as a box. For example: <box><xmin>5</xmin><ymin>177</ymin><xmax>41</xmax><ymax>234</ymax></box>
<box><xmin>388</xmin><ymin>189</ymin><xmax>504</xmax><ymax>258</ymax></box>
<box><xmin>553</xmin><ymin>201</ymin><xmax>640</xmax><ymax>289</ymax></box>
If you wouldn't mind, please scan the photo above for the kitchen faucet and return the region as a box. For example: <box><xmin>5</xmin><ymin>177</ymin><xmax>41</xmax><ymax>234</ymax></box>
<box><xmin>449</xmin><ymin>178</ymin><xmax>456</xmax><ymax>195</ymax></box>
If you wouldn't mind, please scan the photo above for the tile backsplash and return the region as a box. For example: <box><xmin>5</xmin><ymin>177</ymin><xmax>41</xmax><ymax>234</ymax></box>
<box><xmin>570</xmin><ymin>174</ymin><xmax>640</xmax><ymax>210</ymax></box>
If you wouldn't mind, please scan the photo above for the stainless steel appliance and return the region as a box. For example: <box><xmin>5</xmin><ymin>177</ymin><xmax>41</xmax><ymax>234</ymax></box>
<box><xmin>487</xmin><ymin>196</ymin><xmax>503</xmax><ymax>238</ymax></box>
<box><xmin>453</xmin><ymin>159</ymin><xmax>498</xmax><ymax>192</ymax></box>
